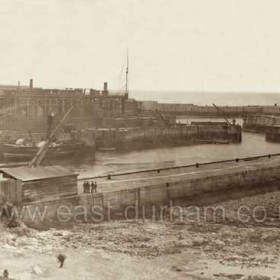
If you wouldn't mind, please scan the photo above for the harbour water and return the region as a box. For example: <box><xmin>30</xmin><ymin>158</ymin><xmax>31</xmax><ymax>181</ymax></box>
<box><xmin>7</xmin><ymin>90</ymin><xmax>280</xmax><ymax>178</ymax></box>
<box><xmin>74</xmin><ymin>126</ymin><xmax>280</xmax><ymax>179</ymax></box>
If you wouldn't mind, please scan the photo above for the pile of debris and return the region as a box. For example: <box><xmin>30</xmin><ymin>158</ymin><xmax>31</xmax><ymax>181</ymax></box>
<box><xmin>1</xmin><ymin>191</ymin><xmax>280</xmax><ymax>279</ymax></box>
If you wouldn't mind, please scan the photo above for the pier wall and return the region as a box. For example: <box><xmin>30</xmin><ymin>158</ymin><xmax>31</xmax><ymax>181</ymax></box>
<box><xmin>142</xmin><ymin>102</ymin><xmax>280</xmax><ymax>116</ymax></box>
<box><xmin>127</xmin><ymin>127</ymin><xmax>196</xmax><ymax>141</ymax></box>
<box><xmin>21</xmin><ymin>158</ymin><xmax>280</xmax><ymax>228</ymax></box>
<box><xmin>243</xmin><ymin>115</ymin><xmax>280</xmax><ymax>132</ymax></box>
<box><xmin>20</xmin><ymin>196</ymin><xmax>79</xmax><ymax>229</ymax></box>
<box><xmin>97</xmin><ymin>124</ymin><xmax>242</xmax><ymax>150</ymax></box>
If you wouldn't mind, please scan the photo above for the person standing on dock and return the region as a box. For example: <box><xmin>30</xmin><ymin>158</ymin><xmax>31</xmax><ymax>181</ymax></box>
<box><xmin>86</xmin><ymin>181</ymin><xmax>90</xmax><ymax>193</ymax></box>
<box><xmin>90</xmin><ymin>181</ymin><xmax>95</xmax><ymax>193</ymax></box>
<box><xmin>83</xmin><ymin>181</ymin><xmax>86</xmax><ymax>193</ymax></box>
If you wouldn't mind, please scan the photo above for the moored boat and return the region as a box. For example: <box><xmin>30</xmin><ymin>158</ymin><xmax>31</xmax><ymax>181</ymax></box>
<box><xmin>2</xmin><ymin>142</ymin><xmax>84</xmax><ymax>160</ymax></box>
<box><xmin>2</xmin><ymin>141</ymin><xmax>85</xmax><ymax>160</ymax></box>
<box><xmin>97</xmin><ymin>147</ymin><xmax>116</xmax><ymax>152</ymax></box>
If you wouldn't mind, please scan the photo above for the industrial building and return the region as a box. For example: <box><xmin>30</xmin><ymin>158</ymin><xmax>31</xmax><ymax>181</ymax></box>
<box><xmin>0</xmin><ymin>80</ymin><xmax>141</xmax><ymax>132</ymax></box>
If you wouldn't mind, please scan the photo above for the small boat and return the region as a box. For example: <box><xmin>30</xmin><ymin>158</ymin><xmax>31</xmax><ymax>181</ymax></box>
<box><xmin>242</xmin><ymin>128</ymin><xmax>259</xmax><ymax>133</ymax></box>
<box><xmin>215</xmin><ymin>140</ymin><xmax>230</xmax><ymax>144</ymax></box>
<box><xmin>98</xmin><ymin>147</ymin><xmax>116</xmax><ymax>152</ymax></box>
<box><xmin>2</xmin><ymin>140</ymin><xmax>85</xmax><ymax>160</ymax></box>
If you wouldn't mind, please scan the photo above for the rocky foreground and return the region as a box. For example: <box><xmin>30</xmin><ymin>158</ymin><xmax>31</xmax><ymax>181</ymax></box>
<box><xmin>1</xmin><ymin>191</ymin><xmax>280</xmax><ymax>279</ymax></box>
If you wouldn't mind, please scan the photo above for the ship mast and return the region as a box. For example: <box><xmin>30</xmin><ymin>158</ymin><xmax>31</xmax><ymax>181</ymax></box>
<box><xmin>125</xmin><ymin>50</ymin><xmax>129</xmax><ymax>99</ymax></box>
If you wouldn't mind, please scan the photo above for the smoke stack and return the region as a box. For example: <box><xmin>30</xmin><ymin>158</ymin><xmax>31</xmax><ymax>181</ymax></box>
<box><xmin>102</xmin><ymin>82</ymin><xmax>108</xmax><ymax>97</ymax></box>
<box><xmin>29</xmin><ymin>79</ymin><xmax>33</xmax><ymax>89</ymax></box>
<box><xmin>103</xmin><ymin>82</ymin><xmax>108</xmax><ymax>92</ymax></box>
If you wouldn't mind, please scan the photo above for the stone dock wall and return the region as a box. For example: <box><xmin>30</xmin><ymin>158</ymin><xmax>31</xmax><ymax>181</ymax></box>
<box><xmin>21</xmin><ymin>157</ymin><xmax>280</xmax><ymax>228</ymax></box>
<box><xmin>243</xmin><ymin>115</ymin><xmax>280</xmax><ymax>132</ymax></box>
<box><xmin>97</xmin><ymin>124</ymin><xmax>242</xmax><ymax>151</ymax></box>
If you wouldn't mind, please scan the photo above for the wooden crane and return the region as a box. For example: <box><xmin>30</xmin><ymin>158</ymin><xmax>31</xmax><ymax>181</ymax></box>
<box><xmin>212</xmin><ymin>103</ymin><xmax>233</xmax><ymax>126</ymax></box>
<box><xmin>154</xmin><ymin>110</ymin><xmax>171</xmax><ymax>127</ymax></box>
<box><xmin>28</xmin><ymin>106</ymin><xmax>74</xmax><ymax>168</ymax></box>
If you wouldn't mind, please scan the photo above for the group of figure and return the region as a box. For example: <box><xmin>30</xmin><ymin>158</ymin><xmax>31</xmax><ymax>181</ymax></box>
<box><xmin>1</xmin><ymin>254</ymin><xmax>66</xmax><ymax>279</ymax></box>
<box><xmin>83</xmin><ymin>181</ymin><xmax>97</xmax><ymax>193</ymax></box>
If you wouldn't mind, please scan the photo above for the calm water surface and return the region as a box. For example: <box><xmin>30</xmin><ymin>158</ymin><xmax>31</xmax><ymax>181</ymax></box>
<box><xmin>67</xmin><ymin>91</ymin><xmax>280</xmax><ymax>177</ymax></box>
<box><xmin>73</xmin><ymin>130</ymin><xmax>280</xmax><ymax>179</ymax></box>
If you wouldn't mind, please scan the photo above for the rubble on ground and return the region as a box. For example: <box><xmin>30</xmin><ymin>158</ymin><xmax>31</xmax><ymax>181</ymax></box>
<box><xmin>0</xmin><ymin>190</ymin><xmax>280</xmax><ymax>279</ymax></box>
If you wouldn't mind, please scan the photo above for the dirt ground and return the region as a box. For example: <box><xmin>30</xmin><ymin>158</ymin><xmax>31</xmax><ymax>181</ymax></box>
<box><xmin>2</xmin><ymin>191</ymin><xmax>280</xmax><ymax>279</ymax></box>
<box><xmin>0</xmin><ymin>249</ymin><xmax>199</xmax><ymax>280</ymax></box>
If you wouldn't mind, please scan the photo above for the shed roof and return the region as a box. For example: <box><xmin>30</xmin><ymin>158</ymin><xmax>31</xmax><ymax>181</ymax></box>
<box><xmin>1</xmin><ymin>165</ymin><xmax>76</xmax><ymax>182</ymax></box>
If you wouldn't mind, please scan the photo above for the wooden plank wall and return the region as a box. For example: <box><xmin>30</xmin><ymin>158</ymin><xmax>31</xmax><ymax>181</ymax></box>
<box><xmin>0</xmin><ymin>179</ymin><xmax>22</xmax><ymax>205</ymax></box>
<box><xmin>22</xmin><ymin>175</ymin><xmax>78</xmax><ymax>203</ymax></box>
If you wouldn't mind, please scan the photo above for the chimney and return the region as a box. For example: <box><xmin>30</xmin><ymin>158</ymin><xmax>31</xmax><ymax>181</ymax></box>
<box><xmin>102</xmin><ymin>82</ymin><xmax>108</xmax><ymax>97</ymax></box>
<box><xmin>29</xmin><ymin>79</ymin><xmax>33</xmax><ymax>89</ymax></box>
<box><xmin>104</xmin><ymin>82</ymin><xmax>108</xmax><ymax>92</ymax></box>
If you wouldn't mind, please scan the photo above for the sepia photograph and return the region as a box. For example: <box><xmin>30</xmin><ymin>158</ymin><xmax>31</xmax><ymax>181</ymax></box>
<box><xmin>0</xmin><ymin>0</ymin><xmax>280</xmax><ymax>279</ymax></box>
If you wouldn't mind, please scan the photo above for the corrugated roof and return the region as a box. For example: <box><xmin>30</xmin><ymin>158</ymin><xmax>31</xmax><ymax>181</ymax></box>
<box><xmin>1</xmin><ymin>165</ymin><xmax>76</xmax><ymax>182</ymax></box>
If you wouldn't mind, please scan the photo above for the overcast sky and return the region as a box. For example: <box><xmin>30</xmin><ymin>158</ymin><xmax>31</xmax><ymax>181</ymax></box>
<box><xmin>0</xmin><ymin>0</ymin><xmax>279</xmax><ymax>92</ymax></box>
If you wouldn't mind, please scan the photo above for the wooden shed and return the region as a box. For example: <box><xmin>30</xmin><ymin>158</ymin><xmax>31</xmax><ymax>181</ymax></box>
<box><xmin>1</xmin><ymin>165</ymin><xmax>78</xmax><ymax>203</ymax></box>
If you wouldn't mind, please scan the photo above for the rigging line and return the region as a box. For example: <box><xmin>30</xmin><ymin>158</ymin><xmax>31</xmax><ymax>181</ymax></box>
<box><xmin>117</xmin><ymin>60</ymin><xmax>125</xmax><ymax>87</ymax></box>
<box><xmin>117</xmin><ymin>50</ymin><xmax>128</xmax><ymax>92</ymax></box>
